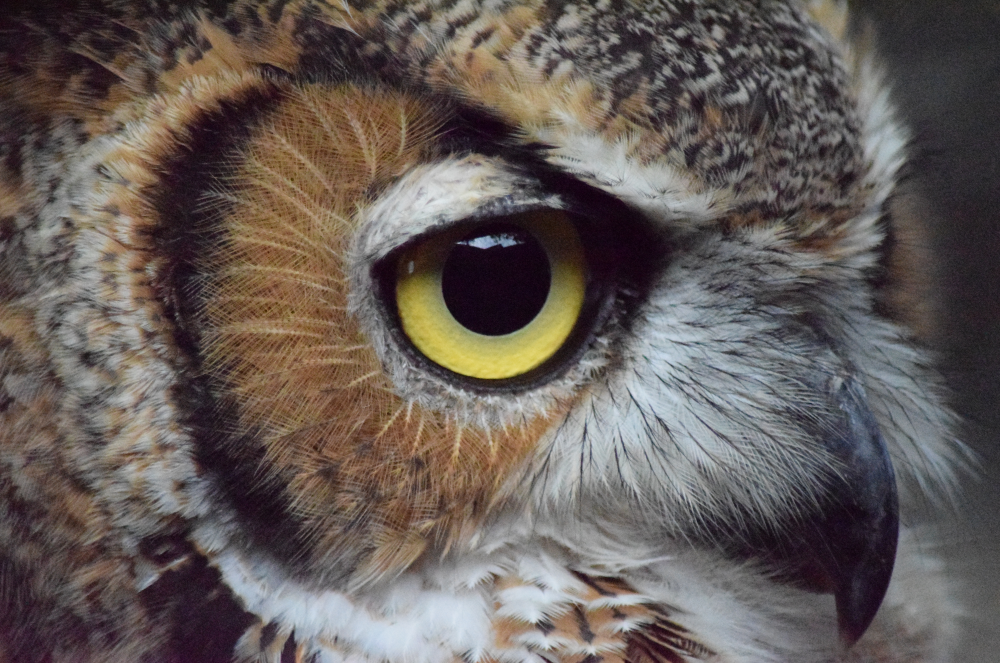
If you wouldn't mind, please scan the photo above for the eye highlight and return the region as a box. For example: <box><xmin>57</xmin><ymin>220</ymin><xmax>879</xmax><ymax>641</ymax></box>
<box><xmin>394</xmin><ymin>210</ymin><xmax>586</xmax><ymax>380</ymax></box>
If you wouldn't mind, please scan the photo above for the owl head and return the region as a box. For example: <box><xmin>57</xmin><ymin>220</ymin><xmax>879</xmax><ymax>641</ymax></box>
<box><xmin>0</xmin><ymin>0</ymin><xmax>966</xmax><ymax>661</ymax></box>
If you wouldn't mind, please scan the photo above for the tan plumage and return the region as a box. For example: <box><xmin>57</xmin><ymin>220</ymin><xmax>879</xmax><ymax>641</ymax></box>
<box><xmin>199</xmin><ymin>83</ymin><xmax>563</xmax><ymax>582</ymax></box>
<box><xmin>0</xmin><ymin>1</ymin><xmax>965</xmax><ymax>662</ymax></box>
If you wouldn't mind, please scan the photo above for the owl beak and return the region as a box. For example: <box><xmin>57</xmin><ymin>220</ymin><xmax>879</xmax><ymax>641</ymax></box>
<box><xmin>721</xmin><ymin>375</ymin><xmax>899</xmax><ymax>647</ymax></box>
<box><xmin>814</xmin><ymin>376</ymin><xmax>900</xmax><ymax>647</ymax></box>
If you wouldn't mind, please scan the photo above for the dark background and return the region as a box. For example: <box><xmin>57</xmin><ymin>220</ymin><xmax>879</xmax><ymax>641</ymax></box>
<box><xmin>857</xmin><ymin>0</ymin><xmax>1000</xmax><ymax>658</ymax></box>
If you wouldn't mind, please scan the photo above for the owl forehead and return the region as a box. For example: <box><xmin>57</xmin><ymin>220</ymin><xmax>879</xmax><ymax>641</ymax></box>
<box><xmin>46</xmin><ymin>0</ymin><xmax>871</xmax><ymax>229</ymax></box>
<box><xmin>363</xmin><ymin>0</ymin><xmax>867</xmax><ymax>222</ymax></box>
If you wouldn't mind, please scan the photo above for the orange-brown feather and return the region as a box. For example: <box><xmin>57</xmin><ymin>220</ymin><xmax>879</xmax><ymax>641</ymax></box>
<box><xmin>200</xmin><ymin>84</ymin><xmax>567</xmax><ymax>582</ymax></box>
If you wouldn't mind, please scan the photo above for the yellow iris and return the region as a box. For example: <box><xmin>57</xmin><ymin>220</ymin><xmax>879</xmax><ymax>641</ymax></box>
<box><xmin>395</xmin><ymin>210</ymin><xmax>586</xmax><ymax>380</ymax></box>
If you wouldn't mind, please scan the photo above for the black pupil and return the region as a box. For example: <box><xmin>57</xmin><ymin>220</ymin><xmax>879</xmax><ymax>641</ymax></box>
<box><xmin>441</xmin><ymin>223</ymin><xmax>551</xmax><ymax>336</ymax></box>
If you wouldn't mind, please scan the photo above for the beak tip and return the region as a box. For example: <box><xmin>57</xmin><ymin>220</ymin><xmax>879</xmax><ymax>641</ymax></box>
<box><xmin>838</xmin><ymin>607</ymin><xmax>873</xmax><ymax>648</ymax></box>
<box><xmin>834</xmin><ymin>549</ymin><xmax>897</xmax><ymax>648</ymax></box>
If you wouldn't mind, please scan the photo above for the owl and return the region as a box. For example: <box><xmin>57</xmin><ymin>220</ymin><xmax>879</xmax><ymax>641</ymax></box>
<box><xmin>0</xmin><ymin>0</ymin><xmax>968</xmax><ymax>662</ymax></box>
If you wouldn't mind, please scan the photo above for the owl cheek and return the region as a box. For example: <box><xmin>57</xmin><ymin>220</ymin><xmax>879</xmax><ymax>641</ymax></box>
<box><xmin>531</xmin><ymin>261</ymin><xmax>899</xmax><ymax>644</ymax></box>
<box><xmin>227</xmin><ymin>378</ymin><xmax>555</xmax><ymax>585</ymax></box>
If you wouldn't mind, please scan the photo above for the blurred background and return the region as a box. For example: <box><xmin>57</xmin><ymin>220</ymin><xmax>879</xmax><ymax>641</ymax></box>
<box><xmin>855</xmin><ymin>0</ymin><xmax>1000</xmax><ymax>658</ymax></box>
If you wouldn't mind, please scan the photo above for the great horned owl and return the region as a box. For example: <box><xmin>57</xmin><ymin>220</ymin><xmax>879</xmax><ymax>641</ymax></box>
<box><xmin>0</xmin><ymin>1</ymin><xmax>967</xmax><ymax>661</ymax></box>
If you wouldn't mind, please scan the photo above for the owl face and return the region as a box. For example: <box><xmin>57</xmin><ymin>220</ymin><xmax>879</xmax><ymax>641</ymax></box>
<box><xmin>0</xmin><ymin>1</ymin><xmax>965</xmax><ymax>662</ymax></box>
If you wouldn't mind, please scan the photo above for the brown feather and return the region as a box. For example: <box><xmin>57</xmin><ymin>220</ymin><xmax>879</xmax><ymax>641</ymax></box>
<box><xmin>200</xmin><ymin>84</ymin><xmax>568</xmax><ymax>583</ymax></box>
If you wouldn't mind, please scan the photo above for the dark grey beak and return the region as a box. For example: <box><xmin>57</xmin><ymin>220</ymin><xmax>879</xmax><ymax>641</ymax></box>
<box><xmin>719</xmin><ymin>373</ymin><xmax>899</xmax><ymax>646</ymax></box>
<box><xmin>817</xmin><ymin>376</ymin><xmax>899</xmax><ymax>645</ymax></box>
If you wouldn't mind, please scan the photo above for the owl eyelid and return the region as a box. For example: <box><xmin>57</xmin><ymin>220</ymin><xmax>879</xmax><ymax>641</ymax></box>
<box><xmin>353</xmin><ymin>156</ymin><xmax>561</xmax><ymax>266</ymax></box>
<box><xmin>371</xmin><ymin>166</ymin><xmax>667</xmax><ymax>272</ymax></box>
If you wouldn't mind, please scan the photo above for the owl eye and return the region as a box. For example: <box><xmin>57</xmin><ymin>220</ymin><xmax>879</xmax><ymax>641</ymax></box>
<box><xmin>393</xmin><ymin>209</ymin><xmax>588</xmax><ymax>380</ymax></box>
